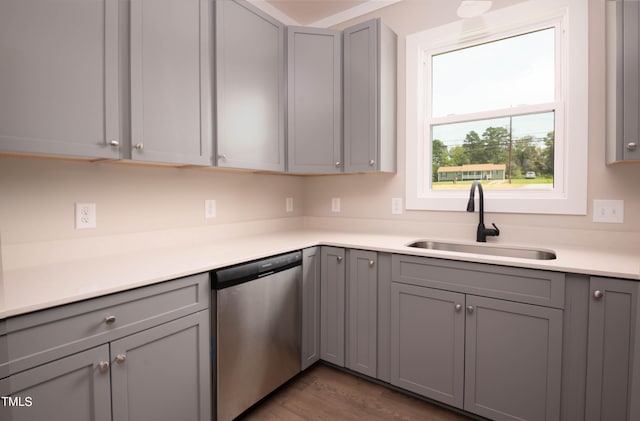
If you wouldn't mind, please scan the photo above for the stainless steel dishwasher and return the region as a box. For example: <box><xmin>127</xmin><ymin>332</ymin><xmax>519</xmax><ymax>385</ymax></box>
<box><xmin>211</xmin><ymin>251</ymin><xmax>302</xmax><ymax>421</ymax></box>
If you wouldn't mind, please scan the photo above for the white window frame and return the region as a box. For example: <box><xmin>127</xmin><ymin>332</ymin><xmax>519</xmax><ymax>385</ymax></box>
<box><xmin>405</xmin><ymin>0</ymin><xmax>588</xmax><ymax>215</ymax></box>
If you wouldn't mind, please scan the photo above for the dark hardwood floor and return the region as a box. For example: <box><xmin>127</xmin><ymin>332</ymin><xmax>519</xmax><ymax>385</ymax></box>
<box><xmin>240</xmin><ymin>364</ymin><xmax>476</xmax><ymax>421</ymax></box>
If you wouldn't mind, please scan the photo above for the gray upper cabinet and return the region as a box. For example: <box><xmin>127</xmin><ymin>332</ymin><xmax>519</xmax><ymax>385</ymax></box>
<box><xmin>287</xmin><ymin>27</ymin><xmax>342</xmax><ymax>173</ymax></box>
<box><xmin>607</xmin><ymin>1</ymin><xmax>640</xmax><ymax>163</ymax></box>
<box><xmin>320</xmin><ymin>246</ymin><xmax>346</xmax><ymax>366</ymax></box>
<box><xmin>301</xmin><ymin>247</ymin><xmax>321</xmax><ymax>370</ymax></box>
<box><xmin>0</xmin><ymin>0</ymin><xmax>121</xmax><ymax>159</ymax></box>
<box><xmin>130</xmin><ymin>0</ymin><xmax>212</xmax><ymax>165</ymax></box>
<box><xmin>215</xmin><ymin>0</ymin><xmax>285</xmax><ymax>172</ymax></box>
<box><xmin>586</xmin><ymin>276</ymin><xmax>640</xmax><ymax>421</ymax></box>
<box><xmin>346</xmin><ymin>249</ymin><xmax>377</xmax><ymax>377</ymax></box>
<box><xmin>343</xmin><ymin>19</ymin><xmax>397</xmax><ymax>173</ymax></box>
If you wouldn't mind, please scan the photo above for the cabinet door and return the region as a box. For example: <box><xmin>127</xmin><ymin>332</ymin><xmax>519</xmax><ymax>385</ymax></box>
<box><xmin>110</xmin><ymin>311</ymin><xmax>210</xmax><ymax>421</ymax></box>
<box><xmin>215</xmin><ymin>0</ymin><xmax>285</xmax><ymax>171</ymax></box>
<box><xmin>130</xmin><ymin>0</ymin><xmax>212</xmax><ymax>165</ymax></box>
<box><xmin>0</xmin><ymin>0</ymin><xmax>120</xmax><ymax>159</ymax></box>
<box><xmin>0</xmin><ymin>345</ymin><xmax>111</xmax><ymax>421</ymax></box>
<box><xmin>343</xmin><ymin>19</ymin><xmax>396</xmax><ymax>173</ymax></box>
<box><xmin>390</xmin><ymin>283</ymin><xmax>465</xmax><ymax>407</ymax></box>
<box><xmin>464</xmin><ymin>295</ymin><xmax>563</xmax><ymax>421</ymax></box>
<box><xmin>301</xmin><ymin>247</ymin><xmax>321</xmax><ymax>370</ymax></box>
<box><xmin>347</xmin><ymin>250</ymin><xmax>377</xmax><ymax>377</ymax></box>
<box><xmin>622</xmin><ymin>1</ymin><xmax>640</xmax><ymax>161</ymax></box>
<box><xmin>586</xmin><ymin>277</ymin><xmax>640</xmax><ymax>421</ymax></box>
<box><xmin>320</xmin><ymin>246</ymin><xmax>346</xmax><ymax>366</ymax></box>
<box><xmin>287</xmin><ymin>27</ymin><xmax>342</xmax><ymax>173</ymax></box>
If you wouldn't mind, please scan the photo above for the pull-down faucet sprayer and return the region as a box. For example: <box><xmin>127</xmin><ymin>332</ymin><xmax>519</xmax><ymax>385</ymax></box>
<box><xmin>467</xmin><ymin>181</ymin><xmax>500</xmax><ymax>242</ymax></box>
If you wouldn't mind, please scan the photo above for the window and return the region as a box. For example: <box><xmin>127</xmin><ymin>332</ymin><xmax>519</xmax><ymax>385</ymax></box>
<box><xmin>405</xmin><ymin>0</ymin><xmax>588</xmax><ymax>214</ymax></box>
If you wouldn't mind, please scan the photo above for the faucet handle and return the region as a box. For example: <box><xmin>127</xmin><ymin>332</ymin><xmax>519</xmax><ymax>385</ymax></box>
<box><xmin>490</xmin><ymin>223</ymin><xmax>500</xmax><ymax>237</ymax></box>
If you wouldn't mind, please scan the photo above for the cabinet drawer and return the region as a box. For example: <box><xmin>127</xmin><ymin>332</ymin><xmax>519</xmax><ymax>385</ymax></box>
<box><xmin>392</xmin><ymin>255</ymin><xmax>564</xmax><ymax>308</ymax></box>
<box><xmin>2</xmin><ymin>273</ymin><xmax>209</xmax><ymax>376</ymax></box>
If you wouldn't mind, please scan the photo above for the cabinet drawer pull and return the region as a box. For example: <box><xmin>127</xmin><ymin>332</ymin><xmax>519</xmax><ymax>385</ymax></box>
<box><xmin>134</xmin><ymin>143</ymin><xmax>144</xmax><ymax>150</ymax></box>
<box><xmin>368</xmin><ymin>260</ymin><xmax>375</xmax><ymax>267</ymax></box>
<box><xmin>455</xmin><ymin>304</ymin><xmax>462</xmax><ymax>312</ymax></box>
<box><xmin>109</xmin><ymin>140</ymin><xmax>119</xmax><ymax>147</ymax></box>
<box><xmin>335</xmin><ymin>161</ymin><xmax>341</xmax><ymax>167</ymax></box>
<box><xmin>104</xmin><ymin>315</ymin><xmax>116</xmax><ymax>325</ymax></box>
<box><xmin>369</xmin><ymin>159</ymin><xmax>375</xmax><ymax>166</ymax></box>
<box><xmin>336</xmin><ymin>255</ymin><xmax>343</xmax><ymax>262</ymax></box>
<box><xmin>115</xmin><ymin>354</ymin><xmax>127</xmax><ymax>364</ymax></box>
<box><xmin>593</xmin><ymin>290</ymin><xmax>604</xmax><ymax>299</ymax></box>
<box><xmin>466</xmin><ymin>305</ymin><xmax>474</xmax><ymax>314</ymax></box>
<box><xmin>98</xmin><ymin>361</ymin><xmax>110</xmax><ymax>373</ymax></box>
<box><xmin>627</xmin><ymin>142</ymin><xmax>637</xmax><ymax>151</ymax></box>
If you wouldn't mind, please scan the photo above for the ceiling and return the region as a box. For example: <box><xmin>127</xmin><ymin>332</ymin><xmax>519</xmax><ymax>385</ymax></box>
<box><xmin>253</xmin><ymin>0</ymin><xmax>402</xmax><ymax>27</ymax></box>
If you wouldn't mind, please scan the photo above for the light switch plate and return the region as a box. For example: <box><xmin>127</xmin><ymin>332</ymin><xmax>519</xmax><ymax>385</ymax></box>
<box><xmin>593</xmin><ymin>199</ymin><xmax>624</xmax><ymax>223</ymax></box>
<box><xmin>331</xmin><ymin>197</ymin><xmax>341</xmax><ymax>213</ymax></box>
<box><xmin>391</xmin><ymin>198</ymin><xmax>403</xmax><ymax>215</ymax></box>
<box><xmin>286</xmin><ymin>197</ymin><xmax>294</xmax><ymax>213</ymax></box>
<box><xmin>205</xmin><ymin>199</ymin><xmax>216</xmax><ymax>219</ymax></box>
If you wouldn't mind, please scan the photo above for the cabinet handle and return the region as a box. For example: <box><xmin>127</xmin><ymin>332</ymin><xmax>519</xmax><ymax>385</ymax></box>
<box><xmin>466</xmin><ymin>305</ymin><xmax>474</xmax><ymax>314</ymax></box>
<box><xmin>627</xmin><ymin>142</ymin><xmax>637</xmax><ymax>151</ymax></box>
<box><xmin>218</xmin><ymin>154</ymin><xmax>227</xmax><ymax>160</ymax></box>
<box><xmin>109</xmin><ymin>140</ymin><xmax>119</xmax><ymax>147</ymax></box>
<box><xmin>115</xmin><ymin>354</ymin><xmax>127</xmax><ymax>364</ymax></box>
<box><xmin>336</xmin><ymin>255</ymin><xmax>343</xmax><ymax>262</ymax></box>
<box><xmin>593</xmin><ymin>290</ymin><xmax>604</xmax><ymax>299</ymax></box>
<box><xmin>369</xmin><ymin>159</ymin><xmax>375</xmax><ymax>166</ymax></box>
<box><xmin>455</xmin><ymin>304</ymin><xmax>462</xmax><ymax>312</ymax></box>
<box><xmin>335</xmin><ymin>161</ymin><xmax>341</xmax><ymax>167</ymax></box>
<box><xmin>104</xmin><ymin>315</ymin><xmax>116</xmax><ymax>325</ymax></box>
<box><xmin>134</xmin><ymin>143</ymin><xmax>144</xmax><ymax>150</ymax></box>
<box><xmin>368</xmin><ymin>260</ymin><xmax>375</xmax><ymax>267</ymax></box>
<box><xmin>98</xmin><ymin>361</ymin><xmax>110</xmax><ymax>373</ymax></box>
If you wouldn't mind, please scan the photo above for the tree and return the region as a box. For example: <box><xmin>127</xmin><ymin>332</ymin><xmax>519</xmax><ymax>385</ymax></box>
<box><xmin>432</xmin><ymin>139</ymin><xmax>449</xmax><ymax>181</ymax></box>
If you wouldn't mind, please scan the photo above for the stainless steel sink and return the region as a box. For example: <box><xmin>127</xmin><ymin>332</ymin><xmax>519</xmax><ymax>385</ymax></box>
<box><xmin>407</xmin><ymin>240</ymin><xmax>556</xmax><ymax>260</ymax></box>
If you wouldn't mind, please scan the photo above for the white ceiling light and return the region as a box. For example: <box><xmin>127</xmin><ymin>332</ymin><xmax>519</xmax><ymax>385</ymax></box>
<box><xmin>457</xmin><ymin>0</ymin><xmax>493</xmax><ymax>18</ymax></box>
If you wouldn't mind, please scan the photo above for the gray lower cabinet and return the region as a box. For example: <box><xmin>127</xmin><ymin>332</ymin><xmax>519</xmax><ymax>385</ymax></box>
<box><xmin>0</xmin><ymin>0</ymin><xmax>121</xmax><ymax>159</ymax></box>
<box><xmin>286</xmin><ymin>27</ymin><xmax>342</xmax><ymax>173</ymax></box>
<box><xmin>129</xmin><ymin>0</ymin><xmax>212</xmax><ymax>165</ymax></box>
<box><xmin>110</xmin><ymin>311</ymin><xmax>210</xmax><ymax>421</ymax></box>
<box><xmin>346</xmin><ymin>250</ymin><xmax>378</xmax><ymax>377</ymax></box>
<box><xmin>343</xmin><ymin>19</ymin><xmax>397</xmax><ymax>173</ymax></box>
<box><xmin>390</xmin><ymin>283</ymin><xmax>563</xmax><ymax>421</ymax></box>
<box><xmin>390</xmin><ymin>283</ymin><xmax>465</xmax><ymax>407</ymax></box>
<box><xmin>390</xmin><ymin>254</ymin><xmax>564</xmax><ymax>421</ymax></box>
<box><xmin>320</xmin><ymin>246</ymin><xmax>346</xmax><ymax>366</ymax></box>
<box><xmin>215</xmin><ymin>0</ymin><xmax>286</xmax><ymax>172</ymax></box>
<box><xmin>585</xmin><ymin>276</ymin><xmax>640</xmax><ymax>421</ymax></box>
<box><xmin>301</xmin><ymin>247</ymin><xmax>321</xmax><ymax>370</ymax></box>
<box><xmin>0</xmin><ymin>345</ymin><xmax>112</xmax><ymax>421</ymax></box>
<box><xmin>0</xmin><ymin>273</ymin><xmax>210</xmax><ymax>421</ymax></box>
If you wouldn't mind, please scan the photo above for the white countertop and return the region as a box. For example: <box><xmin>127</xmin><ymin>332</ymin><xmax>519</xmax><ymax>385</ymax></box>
<box><xmin>2</xmin><ymin>229</ymin><xmax>639</xmax><ymax>319</ymax></box>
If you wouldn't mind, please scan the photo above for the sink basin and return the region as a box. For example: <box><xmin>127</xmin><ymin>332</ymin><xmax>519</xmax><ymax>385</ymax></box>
<box><xmin>407</xmin><ymin>240</ymin><xmax>556</xmax><ymax>260</ymax></box>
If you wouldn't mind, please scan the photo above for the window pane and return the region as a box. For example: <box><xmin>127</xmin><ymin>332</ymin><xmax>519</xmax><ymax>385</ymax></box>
<box><xmin>431</xmin><ymin>28</ymin><xmax>555</xmax><ymax>117</ymax></box>
<box><xmin>431</xmin><ymin>111</ymin><xmax>554</xmax><ymax>190</ymax></box>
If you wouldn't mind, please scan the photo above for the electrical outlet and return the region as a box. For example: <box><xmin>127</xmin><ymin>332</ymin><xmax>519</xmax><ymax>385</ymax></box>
<box><xmin>286</xmin><ymin>197</ymin><xmax>294</xmax><ymax>213</ymax></box>
<box><xmin>75</xmin><ymin>203</ymin><xmax>96</xmax><ymax>229</ymax></box>
<box><xmin>331</xmin><ymin>197</ymin><xmax>341</xmax><ymax>213</ymax></box>
<box><xmin>391</xmin><ymin>198</ymin><xmax>403</xmax><ymax>215</ymax></box>
<box><xmin>593</xmin><ymin>199</ymin><xmax>624</xmax><ymax>223</ymax></box>
<box><xmin>205</xmin><ymin>199</ymin><xmax>216</xmax><ymax>219</ymax></box>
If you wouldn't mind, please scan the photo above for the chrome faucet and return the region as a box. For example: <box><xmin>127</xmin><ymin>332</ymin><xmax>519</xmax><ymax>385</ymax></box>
<box><xmin>466</xmin><ymin>181</ymin><xmax>500</xmax><ymax>242</ymax></box>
